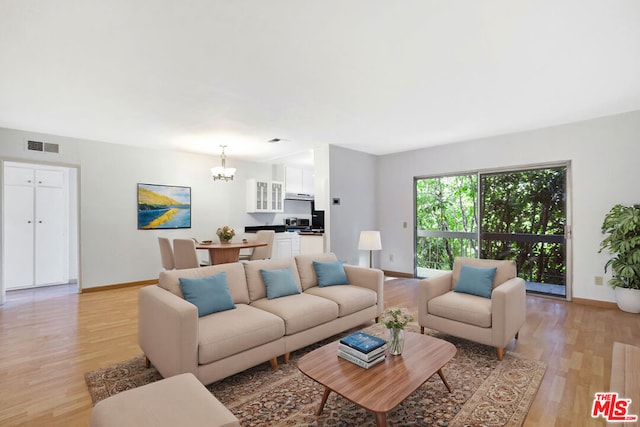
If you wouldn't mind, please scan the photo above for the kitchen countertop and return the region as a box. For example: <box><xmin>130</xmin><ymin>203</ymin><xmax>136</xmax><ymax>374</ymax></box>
<box><xmin>245</xmin><ymin>225</ymin><xmax>323</xmax><ymax>235</ymax></box>
<box><xmin>244</xmin><ymin>225</ymin><xmax>286</xmax><ymax>233</ymax></box>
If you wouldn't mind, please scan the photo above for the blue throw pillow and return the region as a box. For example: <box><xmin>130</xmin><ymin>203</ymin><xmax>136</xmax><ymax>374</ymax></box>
<box><xmin>454</xmin><ymin>265</ymin><xmax>497</xmax><ymax>299</ymax></box>
<box><xmin>313</xmin><ymin>260</ymin><xmax>349</xmax><ymax>287</ymax></box>
<box><xmin>179</xmin><ymin>272</ymin><xmax>236</xmax><ymax>317</ymax></box>
<box><xmin>260</xmin><ymin>268</ymin><xmax>301</xmax><ymax>299</ymax></box>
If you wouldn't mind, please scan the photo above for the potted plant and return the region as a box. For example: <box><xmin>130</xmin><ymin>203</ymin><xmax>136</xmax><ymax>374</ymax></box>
<box><xmin>599</xmin><ymin>204</ymin><xmax>640</xmax><ymax>313</ymax></box>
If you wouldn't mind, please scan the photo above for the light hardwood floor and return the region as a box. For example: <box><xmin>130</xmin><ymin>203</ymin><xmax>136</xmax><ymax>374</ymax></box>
<box><xmin>1</xmin><ymin>279</ymin><xmax>637</xmax><ymax>426</ymax></box>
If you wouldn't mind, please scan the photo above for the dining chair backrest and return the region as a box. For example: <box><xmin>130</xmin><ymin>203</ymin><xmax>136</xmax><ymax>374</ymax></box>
<box><xmin>249</xmin><ymin>230</ymin><xmax>276</xmax><ymax>260</ymax></box>
<box><xmin>158</xmin><ymin>237</ymin><xmax>175</xmax><ymax>270</ymax></box>
<box><xmin>173</xmin><ymin>238</ymin><xmax>200</xmax><ymax>269</ymax></box>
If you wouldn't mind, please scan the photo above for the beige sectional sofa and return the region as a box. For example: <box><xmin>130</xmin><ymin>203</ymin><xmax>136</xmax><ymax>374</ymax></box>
<box><xmin>139</xmin><ymin>253</ymin><xmax>384</xmax><ymax>385</ymax></box>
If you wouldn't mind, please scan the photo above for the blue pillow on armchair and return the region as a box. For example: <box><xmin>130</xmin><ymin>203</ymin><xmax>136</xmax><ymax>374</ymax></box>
<box><xmin>454</xmin><ymin>264</ymin><xmax>497</xmax><ymax>299</ymax></box>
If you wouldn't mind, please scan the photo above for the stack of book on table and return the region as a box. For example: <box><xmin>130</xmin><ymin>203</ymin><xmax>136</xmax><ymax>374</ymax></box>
<box><xmin>337</xmin><ymin>331</ymin><xmax>387</xmax><ymax>368</ymax></box>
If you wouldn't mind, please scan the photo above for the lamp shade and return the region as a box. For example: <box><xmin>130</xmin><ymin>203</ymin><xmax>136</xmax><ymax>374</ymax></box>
<box><xmin>358</xmin><ymin>231</ymin><xmax>382</xmax><ymax>251</ymax></box>
<box><xmin>211</xmin><ymin>145</ymin><xmax>236</xmax><ymax>181</ymax></box>
<box><xmin>211</xmin><ymin>166</ymin><xmax>236</xmax><ymax>178</ymax></box>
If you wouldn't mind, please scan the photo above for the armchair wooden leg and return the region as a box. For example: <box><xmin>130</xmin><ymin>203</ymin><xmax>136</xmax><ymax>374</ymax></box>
<box><xmin>269</xmin><ymin>357</ymin><xmax>278</xmax><ymax>371</ymax></box>
<box><xmin>145</xmin><ymin>356</ymin><xmax>151</xmax><ymax>368</ymax></box>
<box><xmin>284</xmin><ymin>352</ymin><xmax>290</xmax><ymax>364</ymax></box>
<box><xmin>496</xmin><ymin>347</ymin><xmax>504</xmax><ymax>361</ymax></box>
<box><xmin>420</xmin><ymin>326</ymin><xmax>424</xmax><ymax>334</ymax></box>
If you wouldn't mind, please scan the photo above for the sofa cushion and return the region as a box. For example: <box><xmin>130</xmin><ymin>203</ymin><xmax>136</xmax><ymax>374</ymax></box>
<box><xmin>295</xmin><ymin>253</ymin><xmax>339</xmax><ymax>291</ymax></box>
<box><xmin>305</xmin><ymin>285</ymin><xmax>377</xmax><ymax>317</ymax></box>
<box><xmin>197</xmin><ymin>304</ymin><xmax>285</xmax><ymax>365</ymax></box>
<box><xmin>260</xmin><ymin>268</ymin><xmax>301</xmax><ymax>299</ymax></box>
<box><xmin>243</xmin><ymin>258</ymin><xmax>302</xmax><ymax>302</ymax></box>
<box><xmin>179</xmin><ymin>273</ymin><xmax>236</xmax><ymax>317</ymax></box>
<box><xmin>454</xmin><ymin>265</ymin><xmax>496</xmax><ymax>299</ymax></box>
<box><xmin>452</xmin><ymin>257</ymin><xmax>516</xmax><ymax>291</ymax></box>
<box><xmin>250</xmin><ymin>293</ymin><xmax>338</xmax><ymax>335</ymax></box>
<box><xmin>428</xmin><ymin>291</ymin><xmax>492</xmax><ymax>328</ymax></box>
<box><xmin>159</xmin><ymin>263</ymin><xmax>250</xmax><ymax>304</ymax></box>
<box><xmin>313</xmin><ymin>261</ymin><xmax>349</xmax><ymax>287</ymax></box>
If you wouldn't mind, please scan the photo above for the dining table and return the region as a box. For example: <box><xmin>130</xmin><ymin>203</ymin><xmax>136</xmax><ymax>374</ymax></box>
<box><xmin>195</xmin><ymin>240</ymin><xmax>268</xmax><ymax>265</ymax></box>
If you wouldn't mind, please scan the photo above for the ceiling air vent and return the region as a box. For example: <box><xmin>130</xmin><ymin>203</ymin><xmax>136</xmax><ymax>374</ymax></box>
<box><xmin>43</xmin><ymin>142</ymin><xmax>59</xmax><ymax>153</ymax></box>
<box><xmin>26</xmin><ymin>140</ymin><xmax>60</xmax><ymax>154</ymax></box>
<box><xmin>27</xmin><ymin>140</ymin><xmax>44</xmax><ymax>151</ymax></box>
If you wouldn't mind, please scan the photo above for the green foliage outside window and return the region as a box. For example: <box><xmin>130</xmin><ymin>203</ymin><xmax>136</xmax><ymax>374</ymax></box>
<box><xmin>416</xmin><ymin>175</ymin><xmax>478</xmax><ymax>270</ymax></box>
<box><xmin>416</xmin><ymin>168</ymin><xmax>566</xmax><ymax>286</ymax></box>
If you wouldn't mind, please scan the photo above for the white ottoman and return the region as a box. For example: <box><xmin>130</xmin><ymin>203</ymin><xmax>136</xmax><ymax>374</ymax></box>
<box><xmin>90</xmin><ymin>373</ymin><xmax>240</xmax><ymax>427</ymax></box>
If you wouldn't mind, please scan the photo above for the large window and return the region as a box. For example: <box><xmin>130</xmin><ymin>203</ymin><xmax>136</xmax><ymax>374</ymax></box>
<box><xmin>415</xmin><ymin>174</ymin><xmax>477</xmax><ymax>271</ymax></box>
<box><xmin>415</xmin><ymin>165</ymin><xmax>568</xmax><ymax>297</ymax></box>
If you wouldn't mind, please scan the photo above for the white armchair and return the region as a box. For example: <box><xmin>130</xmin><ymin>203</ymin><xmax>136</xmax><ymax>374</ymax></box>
<box><xmin>418</xmin><ymin>257</ymin><xmax>526</xmax><ymax>360</ymax></box>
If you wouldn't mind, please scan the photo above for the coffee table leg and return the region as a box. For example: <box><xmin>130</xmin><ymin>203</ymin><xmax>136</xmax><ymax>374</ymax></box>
<box><xmin>317</xmin><ymin>387</ymin><xmax>331</xmax><ymax>415</ymax></box>
<box><xmin>437</xmin><ymin>368</ymin><xmax>453</xmax><ymax>393</ymax></box>
<box><xmin>374</xmin><ymin>411</ymin><xmax>387</xmax><ymax>427</ymax></box>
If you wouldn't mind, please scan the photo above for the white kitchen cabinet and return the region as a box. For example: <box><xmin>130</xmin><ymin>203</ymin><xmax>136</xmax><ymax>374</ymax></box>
<box><xmin>271</xmin><ymin>232</ymin><xmax>301</xmax><ymax>259</ymax></box>
<box><xmin>285</xmin><ymin>167</ymin><xmax>314</xmax><ymax>195</ymax></box>
<box><xmin>301</xmin><ymin>169</ymin><xmax>314</xmax><ymax>195</ymax></box>
<box><xmin>300</xmin><ymin>234</ymin><xmax>325</xmax><ymax>255</ymax></box>
<box><xmin>3</xmin><ymin>165</ymin><xmax>69</xmax><ymax>289</ymax></box>
<box><xmin>270</xmin><ymin>181</ymin><xmax>284</xmax><ymax>211</ymax></box>
<box><xmin>247</xmin><ymin>179</ymin><xmax>284</xmax><ymax>213</ymax></box>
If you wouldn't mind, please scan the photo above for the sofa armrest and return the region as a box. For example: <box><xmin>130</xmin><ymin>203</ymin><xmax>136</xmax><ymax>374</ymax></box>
<box><xmin>490</xmin><ymin>277</ymin><xmax>526</xmax><ymax>347</ymax></box>
<box><xmin>343</xmin><ymin>265</ymin><xmax>384</xmax><ymax>315</ymax></box>
<box><xmin>138</xmin><ymin>285</ymin><xmax>199</xmax><ymax>379</ymax></box>
<box><xmin>418</xmin><ymin>272</ymin><xmax>453</xmax><ymax>325</ymax></box>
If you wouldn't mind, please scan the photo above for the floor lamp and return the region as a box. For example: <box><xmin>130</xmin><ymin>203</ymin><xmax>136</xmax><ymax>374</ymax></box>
<box><xmin>358</xmin><ymin>231</ymin><xmax>382</xmax><ymax>268</ymax></box>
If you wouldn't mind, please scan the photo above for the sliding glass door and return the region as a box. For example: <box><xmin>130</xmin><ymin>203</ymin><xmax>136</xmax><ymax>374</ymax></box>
<box><xmin>415</xmin><ymin>174</ymin><xmax>478</xmax><ymax>274</ymax></box>
<box><xmin>415</xmin><ymin>164</ymin><xmax>569</xmax><ymax>298</ymax></box>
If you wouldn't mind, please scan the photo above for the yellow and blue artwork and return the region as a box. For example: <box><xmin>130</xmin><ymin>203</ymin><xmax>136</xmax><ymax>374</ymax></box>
<box><xmin>137</xmin><ymin>183</ymin><xmax>191</xmax><ymax>229</ymax></box>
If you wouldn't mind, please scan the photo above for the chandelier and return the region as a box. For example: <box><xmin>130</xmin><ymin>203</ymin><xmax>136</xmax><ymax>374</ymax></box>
<box><xmin>211</xmin><ymin>145</ymin><xmax>236</xmax><ymax>181</ymax></box>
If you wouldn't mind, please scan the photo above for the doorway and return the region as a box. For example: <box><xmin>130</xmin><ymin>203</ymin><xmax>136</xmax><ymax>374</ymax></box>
<box><xmin>415</xmin><ymin>163</ymin><xmax>570</xmax><ymax>299</ymax></box>
<box><xmin>1</xmin><ymin>161</ymin><xmax>80</xmax><ymax>304</ymax></box>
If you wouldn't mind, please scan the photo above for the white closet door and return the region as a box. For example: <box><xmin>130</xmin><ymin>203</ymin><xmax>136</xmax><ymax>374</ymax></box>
<box><xmin>4</xmin><ymin>183</ymin><xmax>35</xmax><ymax>289</ymax></box>
<box><xmin>35</xmin><ymin>185</ymin><xmax>67</xmax><ymax>286</ymax></box>
<box><xmin>3</xmin><ymin>165</ymin><xmax>69</xmax><ymax>290</ymax></box>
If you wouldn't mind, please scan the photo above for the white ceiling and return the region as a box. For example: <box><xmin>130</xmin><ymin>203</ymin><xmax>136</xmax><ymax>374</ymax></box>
<box><xmin>1</xmin><ymin>1</ymin><xmax>639</xmax><ymax>164</ymax></box>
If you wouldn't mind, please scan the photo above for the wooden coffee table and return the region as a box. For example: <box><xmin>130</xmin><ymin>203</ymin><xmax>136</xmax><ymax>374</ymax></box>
<box><xmin>298</xmin><ymin>331</ymin><xmax>456</xmax><ymax>427</ymax></box>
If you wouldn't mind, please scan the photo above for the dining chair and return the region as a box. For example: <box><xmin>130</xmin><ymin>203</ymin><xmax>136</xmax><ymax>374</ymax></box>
<box><xmin>158</xmin><ymin>237</ymin><xmax>175</xmax><ymax>270</ymax></box>
<box><xmin>239</xmin><ymin>230</ymin><xmax>275</xmax><ymax>261</ymax></box>
<box><xmin>173</xmin><ymin>238</ymin><xmax>200</xmax><ymax>269</ymax></box>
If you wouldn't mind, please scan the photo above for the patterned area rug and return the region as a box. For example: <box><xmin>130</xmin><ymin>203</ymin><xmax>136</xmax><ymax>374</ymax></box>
<box><xmin>85</xmin><ymin>323</ymin><xmax>546</xmax><ymax>426</ymax></box>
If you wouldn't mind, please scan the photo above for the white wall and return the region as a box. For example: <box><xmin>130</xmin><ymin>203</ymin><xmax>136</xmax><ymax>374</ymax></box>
<box><xmin>376</xmin><ymin>109</ymin><xmax>640</xmax><ymax>303</ymax></box>
<box><xmin>329</xmin><ymin>145</ymin><xmax>378</xmax><ymax>266</ymax></box>
<box><xmin>0</xmin><ymin>127</ymin><xmax>279</xmax><ymax>289</ymax></box>
<box><xmin>4</xmin><ymin>108</ymin><xmax>639</xmax><ymax>300</ymax></box>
